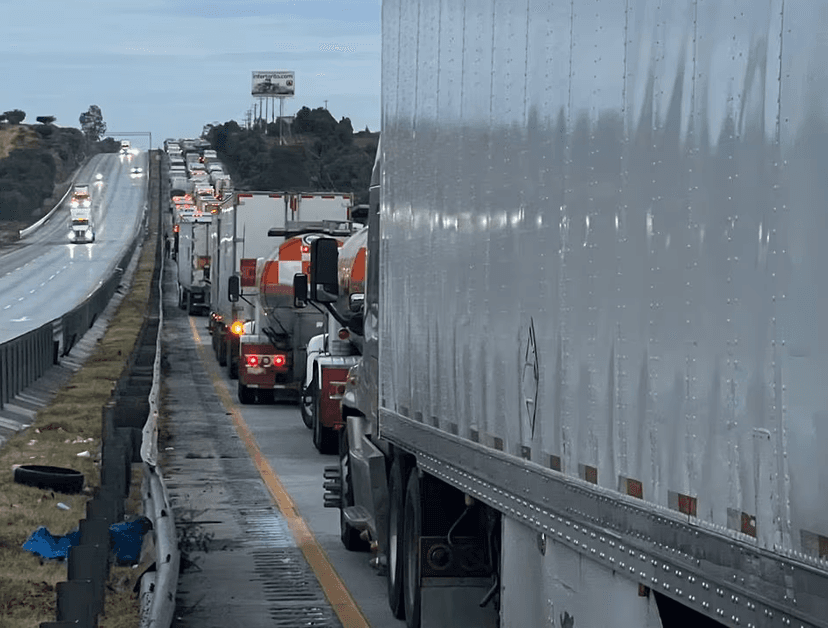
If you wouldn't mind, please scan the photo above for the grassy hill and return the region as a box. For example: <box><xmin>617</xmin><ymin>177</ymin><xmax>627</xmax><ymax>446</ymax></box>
<box><xmin>205</xmin><ymin>107</ymin><xmax>379</xmax><ymax>204</ymax></box>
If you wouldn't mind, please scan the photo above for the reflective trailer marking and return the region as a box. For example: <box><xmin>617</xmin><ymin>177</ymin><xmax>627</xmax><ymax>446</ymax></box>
<box><xmin>188</xmin><ymin>317</ymin><xmax>371</xmax><ymax>628</ymax></box>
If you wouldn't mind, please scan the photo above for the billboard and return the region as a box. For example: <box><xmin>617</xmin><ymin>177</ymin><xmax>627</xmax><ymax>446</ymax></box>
<box><xmin>252</xmin><ymin>71</ymin><xmax>295</xmax><ymax>97</ymax></box>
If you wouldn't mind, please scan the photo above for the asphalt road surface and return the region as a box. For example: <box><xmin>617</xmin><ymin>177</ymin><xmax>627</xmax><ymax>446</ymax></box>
<box><xmin>0</xmin><ymin>151</ymin><xmax>147</xmax><ymax>344</ymax></box>
<box><xmin>159</xmin><ymin>257</ymin><xmax>405</xmax><ymax>628</ymax></box>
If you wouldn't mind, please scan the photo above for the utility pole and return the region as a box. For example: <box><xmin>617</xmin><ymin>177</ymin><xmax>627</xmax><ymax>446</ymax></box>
<box><xmin>324</xmin><ymin>100</ymin><xmax>328</xmax><ymax>110</ymax></box>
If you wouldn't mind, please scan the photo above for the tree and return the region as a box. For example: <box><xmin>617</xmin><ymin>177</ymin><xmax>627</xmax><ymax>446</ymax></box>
<box><xmin>79</xmin><ymin>105</ymin><xmax>106</xmax><ymax>141</ymax></box>
<box><xmin>36</xmin><ymin>116</ymin><xmax>56</xmax><ymax>125</ymax></box>
<box><xmin>336</xmin><ymin>117</ymin><xmax>354</xmax><ymax>145</ymax></box>
<box><xmin>293</xmin><ymin>106</ymin><xmax>337</xmax><ymax>136</ymax></box>
<box><xmin>3</xmin><ymin>109</ymin><xmax>26</xmax><ymax>124</ymax></box>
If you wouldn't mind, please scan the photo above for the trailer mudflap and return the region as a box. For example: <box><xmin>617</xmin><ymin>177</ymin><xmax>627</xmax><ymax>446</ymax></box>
<box><xmin>319</xmin><ymin>365</ymin><xmax>350</xmax><ymax>429</ymax></box>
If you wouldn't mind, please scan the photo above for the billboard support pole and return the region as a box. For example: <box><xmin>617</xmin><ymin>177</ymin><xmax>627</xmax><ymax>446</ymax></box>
<box><xmin>279</xmin><ymin>98</ymin><xmax>284</xmax><ymax>145</ymax></box>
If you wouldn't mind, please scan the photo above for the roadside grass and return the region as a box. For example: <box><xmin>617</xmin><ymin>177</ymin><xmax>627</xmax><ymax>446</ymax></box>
<box><xmin>0</xmin><ymin>208</ymin><xmax>158</xmax><ymax>627</ymax></box>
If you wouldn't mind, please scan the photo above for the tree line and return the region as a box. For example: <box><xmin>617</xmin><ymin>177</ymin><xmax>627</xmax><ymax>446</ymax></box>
<box><xmin>0</xmin><ymin>107</ymin><xmax>118</xmax><ymax>222</ymax></box>
<box><xmin>203</xmin><ymin>107</ymin><xmax>378</xmax><ymax>205</ymax></box>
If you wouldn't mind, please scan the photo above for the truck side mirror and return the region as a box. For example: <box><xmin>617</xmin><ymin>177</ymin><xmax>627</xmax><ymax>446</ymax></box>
<box><xmin>293</xmin><ymin>273</ymin><xmax>308</xmax><ymax>308</ymax></box>
<box><xmin>228</xmin><ymin>275</ymin><xmax>240</xmax><ymax>303</ymax></box>
<box><xmin>309</xmin><ymin>238</ymin><xmax>339</xmax><ymax>303</ymax></box>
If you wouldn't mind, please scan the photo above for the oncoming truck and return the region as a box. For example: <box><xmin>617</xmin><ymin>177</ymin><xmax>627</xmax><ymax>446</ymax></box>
<box><xmin>69</xmin><ymin>184</ymin><xmax>95</xmax><ymax>243</ymax></box>
<box><xmin>298</xmin><ymin>2</ymin><xmax>828</xmax><ymax>628</ymax></box>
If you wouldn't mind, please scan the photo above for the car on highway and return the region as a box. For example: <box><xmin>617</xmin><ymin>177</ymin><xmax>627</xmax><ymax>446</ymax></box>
<box><xmin>130</xmin><ymin>166</ymin><xmax>143</xmax><ymax>177</ymax></box>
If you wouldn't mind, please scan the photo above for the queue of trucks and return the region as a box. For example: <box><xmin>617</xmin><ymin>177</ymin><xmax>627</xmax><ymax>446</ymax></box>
<box><xmin>165</xmin><ymin>0</ymin><xmax>828</xmax><ymax>621</ymax></box>
<box><xmin>164</xmin><ymin>138</ymin><xmax>361</xmax><ymax>409</ymax></box>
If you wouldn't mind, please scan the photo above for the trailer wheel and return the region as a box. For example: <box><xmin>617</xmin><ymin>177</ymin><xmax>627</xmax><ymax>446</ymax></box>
<box><xmin>228</xmin><ymin>337</ymin><xmax>238</xmax><ymax>379</ymax></box>
<box><xmin>217</xmin><ymin>331</ymin><xmax>227</xmax><ymax>366</ymax></box>
<box><xmin>403</xmin><ymin>472</ymin><xmax>422</xmax><ymax>628</ymax></box>
<box><xmin>339</xmin><ymin>427</ymin><xmax>369</xmax><ymax>551</ymax></box>
<box><xmin>237</xmin><ymin>382</ymin><xmax>254</xmax><ymax>405</ymax></box>
<box><xmin>300</xmin><ymin>375</ymin><xmax>316</xmax><ymax>429</ymax></box>
<box><xmin>387</xmin><ymin>456</ymin><xmax>407</xmax><ymax>619</ymax></box>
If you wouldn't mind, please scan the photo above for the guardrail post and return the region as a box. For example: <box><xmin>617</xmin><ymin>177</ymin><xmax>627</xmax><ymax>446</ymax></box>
<box><xmin>0</xmin><ymin>345</ymin><xmax>6</xmax><ymax>409</ymax></box>
<box><xmin>87</xmin><ymin>494</ymin><xmax>117</xmax><ymax>525</ymax></box>
<box><xmin>55</xmin><ymin>579</ymin><xmax>96</xmax><ymax>625</ymax></box>
<box><xmin>68</xmin><ymin>544</ymin><xmax>107</xmax><ymax>616</ymax></box>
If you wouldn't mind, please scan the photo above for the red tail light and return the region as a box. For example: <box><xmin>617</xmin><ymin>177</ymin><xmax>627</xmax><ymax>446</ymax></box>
<box><xmin>338</xmin><ymin>328</ymin><xmax>350</xmax><ymax>340</ymax></box>
<box><xmin>274</xmin><ymin>354</ymin><xmax>286</xmax><ymax>367</ymax></box>
<box><xmin>246</xmin><ymin>355</ymin><xmax>259</xmax><ymax>367</ymax></box>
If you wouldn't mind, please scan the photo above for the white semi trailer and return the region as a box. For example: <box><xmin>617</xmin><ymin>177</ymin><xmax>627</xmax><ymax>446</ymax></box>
<box><xmin>306</xmin><ymin>1</ymin><xmax>828</xmax><ymax>627</ymax></box>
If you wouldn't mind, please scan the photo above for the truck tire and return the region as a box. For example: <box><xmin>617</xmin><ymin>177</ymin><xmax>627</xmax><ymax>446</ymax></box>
<box><xmin>228</xmin><ymin>337</ymin><xmax>238</xmax><ymax>379</ymax></box>
<box><xmin>339</xmin><ymin>427</ymin><xmax>369</xmax><ymax>552</ymax></box>
<box><xmin>312</xmin><ymin>382</ymin><xmax>336</xmax><ymax>454</ymax></box>
<box><xmin>403</xmin><ymin>472</ymin><xmax>422</xmax><ymax>628</ymax></box>
<box><xmin>237</xmin><ymin>382</ymin><xmax>255</xmax><ymax>404</ymax></box>
<box><xmin>14</xmin><ymin>465</ymin><xmax>85</xmax><ymax>494</ymax></box>
<box><xmin>217</xmin><ymin>332</ymin><xmax>227</xmax><ymax>366</ymax></box>
<box><xmin>300</xmin><ymin>375</ymin><xmax>316</xmax><ymax>429</ymax></box>
<box><xmin>387</xmin><ymin>456</ymin><xmax>407</xmax><ymax>618</ymax></box>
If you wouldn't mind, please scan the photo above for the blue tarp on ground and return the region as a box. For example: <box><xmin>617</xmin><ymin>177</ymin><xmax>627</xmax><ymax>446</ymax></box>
<box><xmin>22</xmin><ymin>526</ymin><xmax>81</xmax><ymax>560</ymax></box>
<box><xmin>22</xmin><ymin>516</ymin><xmax>153</xmax><ymax>562</ymax></box>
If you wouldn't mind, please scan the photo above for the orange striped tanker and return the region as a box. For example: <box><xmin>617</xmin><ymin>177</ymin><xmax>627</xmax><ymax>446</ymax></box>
<box><xmin>235</xmin><ymin>226</ymin><xmax>355</xmax><ymax>405</ymax></box>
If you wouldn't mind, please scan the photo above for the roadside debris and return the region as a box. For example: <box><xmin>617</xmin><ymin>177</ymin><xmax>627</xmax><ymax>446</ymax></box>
<box><xmin>22</xmin><ymin>516</ymin><xmax>154</xmax><ymax>563</ymax></box>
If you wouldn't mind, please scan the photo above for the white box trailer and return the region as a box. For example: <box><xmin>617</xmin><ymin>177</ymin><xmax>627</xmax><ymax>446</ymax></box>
<box><xmin>314</xmin><ymin>1</ymin><xmax>828</xmax><ymax>628</ymax></box>
<box><xmin>289</xmin><ymin>192</ymin><xmax>354</xmax><ymax>223</ymax></box>
<box><xmin>176</xmin><ymin>216</ymin><xmax>212</xmax><ymax>315</ymax></box>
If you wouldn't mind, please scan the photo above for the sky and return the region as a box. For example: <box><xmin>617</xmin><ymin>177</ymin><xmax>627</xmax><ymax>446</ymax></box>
<box><xmin>1</xmin><ymin>0</ymin><xmax>381</xmax><ymax>148</ymax></box>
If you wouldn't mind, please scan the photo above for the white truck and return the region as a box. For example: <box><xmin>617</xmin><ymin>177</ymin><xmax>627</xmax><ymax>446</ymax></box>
<box><xmin>288</xmin><ymin>192</ymin><xmax>354</xmax><ymax>223</ymax></box>
<box><xmin>176</xmin><ymin>215</ymin><xmax>212</xmax><ymax>315</ymax></box>
<box><xmin>301</xmin><ymin>2</ymin><xmax>828</xmax><ymax>628</ymax></box>
<box><xmin>207</xmin><ymin>191</ymin><xmax>291</xmax><ymax>379</ymax></box>
<box><xmin>68</xmin><ymin>184</ymin><xmax>95</xmax><ymax>243</ymax></box>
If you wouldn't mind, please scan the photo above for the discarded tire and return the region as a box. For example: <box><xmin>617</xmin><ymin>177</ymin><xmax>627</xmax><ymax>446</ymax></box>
<box><xmin>13</xmin><ymin>465</ymin><xmax>85</xmax><ymax>494</ymax></box>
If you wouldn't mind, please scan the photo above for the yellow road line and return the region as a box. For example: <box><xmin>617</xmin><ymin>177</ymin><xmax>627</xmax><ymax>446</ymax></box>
<box><xmin>188</xmin><ymin>317</ymin><xmax>371</xmax><ymax>628</ymax></box>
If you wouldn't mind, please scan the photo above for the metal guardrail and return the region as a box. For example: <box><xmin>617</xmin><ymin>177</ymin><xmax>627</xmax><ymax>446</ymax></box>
<box><xmin>0</xmin><ymin>216</ymin><xmax>140</xmax><ymax>412</ymax></box>
<box><xmin>18</xmin><ymin>171</ymin><xmax>78</xmax><ymax>239</ymax></box>
<box><xmin>139</xmin><ymin>149</ymin><xmax>178</xmax><ymax>627</ymax></box>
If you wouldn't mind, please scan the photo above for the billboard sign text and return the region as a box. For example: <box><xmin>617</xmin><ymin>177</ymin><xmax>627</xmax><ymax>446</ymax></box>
<box><xmin>252</xmin><ymin>71</ymin><xmax>295</xmax><ymax>97</ymax></box>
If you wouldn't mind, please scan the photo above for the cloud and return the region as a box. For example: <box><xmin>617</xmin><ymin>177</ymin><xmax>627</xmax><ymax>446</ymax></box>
<box><xmin>318</xmin><ymin>43</ymin><xmax>359</xmax><ymax>53</ymax></box>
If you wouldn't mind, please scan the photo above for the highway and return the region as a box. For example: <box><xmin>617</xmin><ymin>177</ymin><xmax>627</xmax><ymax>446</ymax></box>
<box><xmin>0</xmin><ymin>151</ymin><xmax>148</xmax><ymax>344</ymax></box>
